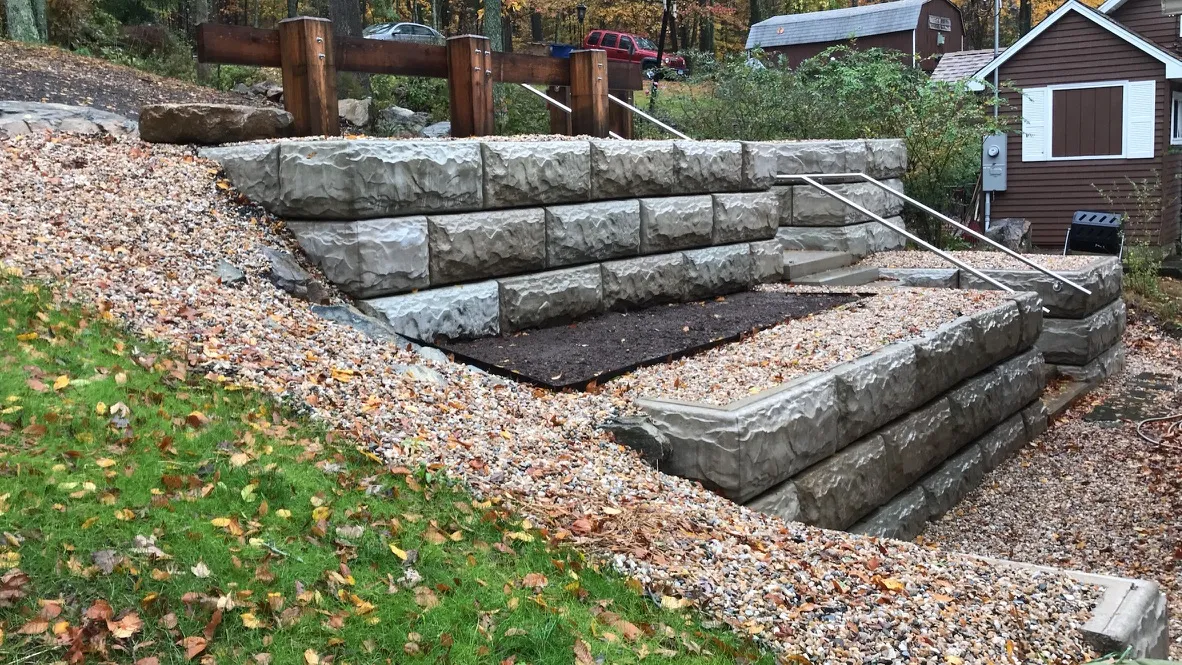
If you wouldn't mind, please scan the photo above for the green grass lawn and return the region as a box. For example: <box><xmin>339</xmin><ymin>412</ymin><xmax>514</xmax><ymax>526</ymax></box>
<box><xmin>0</xmin><ymin>276</ymin><xmax>771</xmax><ymax>665</ymax></box>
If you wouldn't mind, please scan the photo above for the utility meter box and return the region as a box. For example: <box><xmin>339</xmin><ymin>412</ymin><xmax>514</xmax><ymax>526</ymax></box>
<box><xmin>982</xmin><ymin>134</ymin><xmax>1007</xmax><ymax>192</ymax></box>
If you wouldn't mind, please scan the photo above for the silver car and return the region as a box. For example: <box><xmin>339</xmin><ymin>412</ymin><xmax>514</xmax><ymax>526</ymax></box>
<box><xmin>362</xmin><ymin>22</ymin><xmax>444</xmax><ymax>44</ymax></box>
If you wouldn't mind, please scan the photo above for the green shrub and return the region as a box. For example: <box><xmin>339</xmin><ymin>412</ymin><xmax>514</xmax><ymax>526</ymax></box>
<box><xmin>371</xmin><ymin>74</ymin><xmax>449</xmax><ymax>120</ymax></box>
<box><xmin>1124</xmin><ymin>242</ymin><xmax>1163</xmax><ymax>299</ymax></box>
<box><xmin>495</xmin><ymin>83</ymin><xmax>549</xmax><ymax>136</ymax></box>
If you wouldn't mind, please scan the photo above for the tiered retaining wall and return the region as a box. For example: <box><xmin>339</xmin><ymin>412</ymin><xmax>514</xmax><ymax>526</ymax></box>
<box><xmin>200</xmin><ymin>137</ymin><xmax>908</xmax><ymax>340</ymax></box>
<box><xmin>607</xmin><ymin>293</ymin><xmax>1048</xmax><ymax>539</ymax></box>
<box><xmin>881</xmin><ymin>257</ymin><xmax>1125</xmax><ymax>382</ymax></box>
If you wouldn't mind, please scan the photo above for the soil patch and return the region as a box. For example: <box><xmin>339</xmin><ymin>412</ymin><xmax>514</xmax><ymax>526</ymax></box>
<box><xmin>436</xmin><ymin>291</ymin><xmax>857</xmax><ymax>390</ymax></box>
<box><xmin>0</xmin><ymin>41</ymin><xmax>273</xmax><ymax>119</ymax></box>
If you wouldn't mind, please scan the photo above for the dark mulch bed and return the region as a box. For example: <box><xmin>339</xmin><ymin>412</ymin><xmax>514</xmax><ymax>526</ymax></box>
<box><xmin>437</xmin><ymin>291</ymin><xmax>858</xmax><ymax>390</ymax></box>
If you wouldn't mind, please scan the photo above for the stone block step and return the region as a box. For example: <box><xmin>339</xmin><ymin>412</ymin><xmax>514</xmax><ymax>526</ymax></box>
<box><xmin>782</xmin><ymin>250</ymin><xmax>854</xmax><ymax>280</ymax></box>
<box><xmin>792</xmin><ymin>265</ymin><xmax>880</xmax><ymax>286</ymax></box>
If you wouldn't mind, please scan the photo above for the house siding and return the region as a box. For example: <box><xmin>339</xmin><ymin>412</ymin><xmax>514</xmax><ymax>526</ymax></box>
<box><xmin>1111</xmin><ymin>0</ymin><xmax>1181</xmax><ymax>55</ymax></box>
<box><xmin>991</xmin><ymin>10</ymin><xmax>1176</xmax><ymax>247</ymax></box>
<box><xmin>764</xmin><ymin>30</ymin><xmax>916</xmax><ymax>68</ymax></box>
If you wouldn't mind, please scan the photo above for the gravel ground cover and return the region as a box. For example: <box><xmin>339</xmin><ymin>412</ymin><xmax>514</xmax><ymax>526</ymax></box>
<box><xmin>924</xmin><ymin>320</ymin><xmax>1182</xmax><ymax>658</ymax></box>
<box><xmin>438</xmin><ymin>291</ymin><xmax>855</xmax><ymax>390</ymax></box>
<box><xmin>609</xmin><ymin>286</ymin><xmax>1006</xmax><ymax>405</ymax></box>
<box><xmin>858</xmin><ymin>250</ymin><xmax>1103</xmax><ymax>271</ymax></box>
<box><xmin>0</xmin><ymin>133</ymin><xmax>1107</xmax><ymax>663</ymax></box>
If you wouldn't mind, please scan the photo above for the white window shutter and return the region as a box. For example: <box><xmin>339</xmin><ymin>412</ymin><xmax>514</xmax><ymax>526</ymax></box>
<box><xmin>1124</xmin><ymin>80</ymin><xmax>1156</xmax><ymax>159</ymax></box>
<box><xmin>1021</xmin><ymin>87</ymin><xmax>1049</xmax><ymax>162</ymax></box>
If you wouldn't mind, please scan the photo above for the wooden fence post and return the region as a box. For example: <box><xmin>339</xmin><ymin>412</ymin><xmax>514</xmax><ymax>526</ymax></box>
<box><xmin>608</xmin><ymin>89</ymin><xmax>633</xmax><ymax>139</ymax></box>
<box><xmin>569</xmin><ymin>49</ymin><xmax>608</xmax><ymax>138</ymax></box>
<box><xmin>277</xmin><ymin>16</ymin><xmax>339</xmax><ymax>137</ymax></box>
<box><xmin>546</xmin><ymin>85</ymin><xmax>571</xmax><ymax>135</ymax></box>
<box><xmin>447</xmin><ymin>34</ymin><xmax>495</xmax><ymax>137</ymax></box>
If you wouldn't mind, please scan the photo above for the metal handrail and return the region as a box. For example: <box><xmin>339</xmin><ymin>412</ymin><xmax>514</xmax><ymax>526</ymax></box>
<box><xmin>608</xmin><ymin>93</ymin><xmax>690</xmax><ymax>140</ymax></box>
<box><xmin>788</xmin><ymin>176</ymin><xmax>1016</xmax><ymax>293</ymax></box>
<box><xmin>779</xmin><ymin>172</ymin><xmax>1092</xmax><ymax>296</ymax></box>
<box><xmin>519</xmin><ymin>84</ymin><xmax>571</xmax><ymax>113</ymax></box>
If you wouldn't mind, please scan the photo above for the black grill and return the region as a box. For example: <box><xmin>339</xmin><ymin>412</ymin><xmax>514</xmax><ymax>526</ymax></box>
<box><xmin>1065</xmin><ymin>210</ymin><xmax>1123</xmax><ymax>256</ymax></box>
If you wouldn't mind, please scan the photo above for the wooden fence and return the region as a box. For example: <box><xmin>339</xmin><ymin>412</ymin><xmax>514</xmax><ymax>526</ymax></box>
<box><xmin>195</xmin><ymin>17</ymin><xmax>642</xmax><ymax>139</ymax></box>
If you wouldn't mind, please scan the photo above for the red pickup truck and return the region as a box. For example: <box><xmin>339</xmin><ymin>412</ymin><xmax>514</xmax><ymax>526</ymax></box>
<box><xmin>583</xmin><ymin>30</ymin><xmax>687</xmax><ymax>75</ymax></box>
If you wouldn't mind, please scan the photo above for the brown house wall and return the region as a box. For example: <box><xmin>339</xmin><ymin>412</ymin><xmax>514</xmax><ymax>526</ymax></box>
<box><xmin>1111</xmin><ymin>0</ymin><xmax>1181</xmax><ymax>55</ymax></box>
<box><xmin>764</xmin><ymin>31</ymin><xmax>915</xmax><ymax>69</ymax></box>
<box><xmin>915</xmin><ymin>0</ymin><xmax>965</xmax><ymax>62</ymax></box>
<box><xmin>990</xmin><ymin>10</ymin><xmax>1175</xmax><ymax>247</ymax></box>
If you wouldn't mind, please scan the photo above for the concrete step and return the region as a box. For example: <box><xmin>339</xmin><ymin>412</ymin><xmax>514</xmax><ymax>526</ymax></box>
<box><xmin>792</xmin><ymin>266</ymin><xmax>880</xmax><ymax>286</ymax></box>
<box><xmin>782</xmin><ymin>250</ymin><xmax>854</xmax><ymax>281</ymax></box>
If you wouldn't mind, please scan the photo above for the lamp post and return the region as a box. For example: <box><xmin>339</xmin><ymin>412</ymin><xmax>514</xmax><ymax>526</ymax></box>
<box><xmin>576</xmin><ymin>2</ymin><xmax>587</xmax><ymax>38</ymax></box>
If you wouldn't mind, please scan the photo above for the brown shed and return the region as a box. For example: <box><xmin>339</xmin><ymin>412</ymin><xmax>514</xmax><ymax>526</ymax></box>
<box><xmin>971</xmin><ymin>0</ymin><xmax>1182</xmax><ymax>248</ymax></box>
<box><xmin>746</xmin><ymin>0</ymin><xmax>966</xmax><ymax>71</ymax></box>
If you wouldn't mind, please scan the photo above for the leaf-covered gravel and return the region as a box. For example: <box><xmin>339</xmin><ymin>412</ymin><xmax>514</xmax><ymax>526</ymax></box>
<box><xmin>857</xmin><ymin>250</ymin><xmax>1102</xmax><ymax>271</ymax></box>
<box><xmin>0</xmin><ymin>133</ymin><xmax>1104</xmax><ymax>663</ymax></box>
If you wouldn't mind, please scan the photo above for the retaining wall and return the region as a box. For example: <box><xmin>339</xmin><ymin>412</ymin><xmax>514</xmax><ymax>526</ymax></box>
<box><xmin>882</xmin><ymin>256</ymin><xmax>1126</xmax><ymax>382</ymax></box>
<box><xmin>606</xmin><ymin>293</ymin><xmax>1048</xmax><ymax>535</ymax></box>
<box><xmin>202</xmin><ymin>137</ymin><xmax>908</xmax><ymax>340</ymax></box>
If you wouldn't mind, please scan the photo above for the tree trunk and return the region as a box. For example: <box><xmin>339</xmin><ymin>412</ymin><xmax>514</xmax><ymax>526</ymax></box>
<box><xmin>330</xmin><ymin>0</ymin><xmax>367</xmax><ymax>97</ymax></box>
<box><xmin>1018</xmin><ymin>0</ymin><xmax>1031</xmax><ymax>36</ymax></box>
<box><xmin>530</xmin><ymin>10</ymin><xmax>542</xmax><ymax>40</ymax></box>
<box><xmin>699</xmin><ymin>6</ymin><xmax>713</xmax><ymax>54</ymax></box>
<box><xmin>287</xmin><ymin>0</ymin><xmax>298</xmax><ymax>16</ymax></box>
<box><xmin>502</xmin><ymin>12</ymin><xmax>512</xmax><ymax>50</ymax></box>
<box><xmin>5</xmin><ymin>0</ymin><xmax>44</xmax><ymax>41</ymax></box>
<box><xmin>483</xmin><ymin>0</ymin><xmax>503</xmax><ymax>49</ymax></box>
<box><xmin>748</xmin><ymin>0</ymin><xmax>762</xmax><ymax>29</ymax></box>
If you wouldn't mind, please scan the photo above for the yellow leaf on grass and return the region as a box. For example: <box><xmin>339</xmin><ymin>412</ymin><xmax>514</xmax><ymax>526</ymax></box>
<box><xmin>389</xmin><ymin>544</ymin><xmax>408</xmax><ymax>561</ymax></box>
<box><xmin>304</xmin><ymin>649</ymin><xmax>319</xmax><ymax>665</ymax></box>
<box><xmin>311</xmin><ymin>506</ymin><xmax>331</xmax><ymax>522</ymax></box>
<box><xmin>53</xmin><ymin>375</ymin><xmax>70</xmax><ymax>391</ymax></box>
<box><xmin>95</xmin><ymin>402</ymin><xmax>107</xmax><ymax>415</ymax></box>
<box><xmin>241</xmin><ymin>613</ymin><xmax>262</xmax><ymax>629</ymax></box>
<box><xmin>210</xmin><ymin>518</ymin><xmax>231</xmax><ymax>528</ymax></box>
<box><xmin>16</xmin><ymin>332</ymin><xmax>37</xmax><ymax>341</ymax></box>
<box><xmin>275</xmin><ymin>509</ymin><xmax>292</xmax><ymax>519</ymax></box>
<box><xmin>229</xmin><ymin>453</ymin><xmax>251</xmax><ymax>467</ymax></box>
<box><xmin>114</xmin><ymin>509</ymin><xmax>135</xmax><ymax>521</ymax></box>
<box><xmin>96</xmin><ymin>458</ymin><xmax>117</xmax><ymax>469</ymax></box>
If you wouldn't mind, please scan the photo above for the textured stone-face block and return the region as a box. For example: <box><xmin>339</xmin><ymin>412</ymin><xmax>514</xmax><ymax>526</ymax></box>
<box><xmin>639</xmin><ymin>196</ymin><xmax>714</xmax><ymax>253</ymax></box>
<box><xmin>498</xmin><ymin>265</ymin><xmax>602</xmax><ymax>332</ymax></box>
<box><xmin>741</xmin><ymin>142</ymin><xmax>779</xmax><ymax>191</ymax></box>
<box><xmin>865</xmin><ymin>139</ymin><xmax>908</xmax><ymax>179</ymax></box>
<box><xmin>771</xmin><ymin>186</ymin><xmax>793</xmax><ymax>226</ymax></box>
<box><xmin>879</xmin><ymin>399</ymin><xmax>957</xmax><ymax>489</ymax></box>
<box><xmin>200</xmin><ymin>143</ymin><xmax>280</xmax><ymax>207</ymax></box>
<box><xmin>545</xmin><ymin>200</ymin><xmax>641</xmax><ymax>267</ymax></box>
<box><xmin>674</xmin><ymin>141</ymin><xmax>744</xmax><ymax>194</ymax></box>
<box><xmin>600</xmin><ymin>254</ymin><xmax>687</xmax><ymax>311</ymax></box>
<box><xmin>287</xmin><ymin>217</ymin><xmax>430</xmax><ymax>298</ymax></box>
<box><xmin>1037</xmin><ymin>299</ymin><xmax>1126</xmax><ymax>365</ymax></box>
<box><xmin>1054</xmin><ymin>343</ymin><xmax>1126</xmax><ymax>383</ymax></box>
<box><xmin>921</xmin><ymin>444</ymin><xmax>986</xmax><ymax>518</ymax></box>
<box><xmin>831</xmin><ymin>343</ymin><xmax>918</xmax><ymax>445</ymax></box>
<box><xmin>747</xmin><ymin>139</ymin><xmax>870</xmax><ymax>179</ymax></box>
<box><xmin>277</xmin><ymin>140</ymin><xmax>483</xmax><ymax>219</ymax></box>
<box><xmin>776</xmin><ymin>219</ymin><xmax>906</xmax><ymax>257</ymax></box>
<box><xmin>912</xmin><ymin>315</ymin><xmax>981</xmax><ymax>405</ymax></box>
<box><xmin>682</xmin><ymin>244</ymin><xmax>754</xmax><ymax>300</ymax></box>
<box><xmin>591</xmin><ymin>140</ymin><xmax>680</xmax><ymax>199</ymax></box>
<box><xmin>970</xmin><ymin>300</ymin><xmax>1023</xmax><ymax>367</ymax></box>
<box><xmin>730</xmin><ymin>374</ymin><xmax>839</xmax><ymax>502</ymax></box>
<box><xmin>947</xmin><ymin>349</ymin><xmax>1045</xmax><ymax>440</ymax></box>
<box><xmin>481</xmin><ymin>141</ymin><xmax>590</xmax><ymax>208</ymax></box>
<box><xmin>635</xmin><ymin>399</ymin><xmax>740</xmax><ymax>496</ymax></box>
<box><xmin>1008</xmin><ymin>292</ymin><xmax>1046</xmax><ymax>349</ymax></box>
<box><xmin>790</xmin><ymin>179</ymin><xmax>904</xmax><ymax>226</ymax></box>
<box><xmin>793</xmin><ymin>434</ymin><xmax>889</xmax><ymax>529</ymax></box>
<box><xmin>961</xmin><ymin>257</ymin><xmax>1122</xmax><ymax>318</ymax></box>
<box><xmin>745</xmin><ymin>480</ymin><xmax>800</xmax><ymax>522</ymax></box>
<box><xmin>428</xmin><ymin>209</ymin><xmax>545</xmax><ymax>284</ymax></box>
<box><xmin>878</xmin><ymin>268</ymin><xmax>960</xmax><ymax>289</ymax></box>
<box><xmin>849</xmin><ymin>486</ymin><xmax>928</xmax><ymax>541</ymax></box>
<box><xmin>712</xmin><ymin>192</ymin><xmax>779</xmax><ymax>243</ymax></box>
<box><xmin>361</xmin><ymin>280</ymin><xmax>499</xmax><ymax>341</ymax></box>
<box><xmin>978</xmin><ymin>413</ymin><xmax>1029</xmax><ymax>470</ymax></box>
<box><xmin>749</xmin><ymin>240</ymin><xmax>785</xmax><ymax>283</ymax></box>
<box><xmin>141</xmin><ymin>104</ymin><xmax>292</xmax><ymax>145</ymax></box>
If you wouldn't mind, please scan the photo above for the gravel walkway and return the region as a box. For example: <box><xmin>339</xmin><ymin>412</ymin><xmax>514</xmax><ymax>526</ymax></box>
<box><xmin>858</xmin><ymin>250</ymin><xmax>1103</xmax><ymax>271</ymax></box>
<box><xmin>0</xmin><ymin>133</ymin><xmax>1105</xmax><ymax>663</ymax></box>
<box><xmin>924</xmin><ymin>320</ymin><xmax>1182</xmax><ymax>658</ymax></box>
<box><xmin>609</xmin><ymin>287</ymin><xmax>1006</xmax><ymax>405</ymax></box>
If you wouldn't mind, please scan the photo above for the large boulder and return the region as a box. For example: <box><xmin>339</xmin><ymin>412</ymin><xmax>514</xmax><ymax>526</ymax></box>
<box><xmin>338</xmin><ymin>97</ymin><xmax>372</xmax><ymax>127</ymax></box>
<box><xmin>0</xmin><ymin>101</ymin><xmax>137</xmax><ymax>139</ymax></box>
<box><xmin>986</xmin><ymin>218</ymin><xmax>1033</xmax><ymax>252</ymax></box>
<box><xmin>376</xmin><ymin>106</ymin><xmax>430</xmax><ymax>136</ymax></box>
<box><xmin>139</xmin><ymin>104</ymin><xmax>293</xmax><ymax>145</ymax></box>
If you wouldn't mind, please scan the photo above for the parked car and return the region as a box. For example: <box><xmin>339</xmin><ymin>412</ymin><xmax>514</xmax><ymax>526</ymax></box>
<box><xmin>362</xmin><ymin>22</ymin><xmax>444</xmax><ymax>45</ymax></box>
<box><xmin>582</xmin><ymin>30</ymin><xmax>687</xmax><ymax>75</ymax></box>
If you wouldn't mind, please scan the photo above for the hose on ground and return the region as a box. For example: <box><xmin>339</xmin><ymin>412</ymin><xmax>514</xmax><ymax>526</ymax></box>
<box><xmin>1135</xmin><ymin>411</ymin><xmax>1182</xmax><ymax>448</ymax></box>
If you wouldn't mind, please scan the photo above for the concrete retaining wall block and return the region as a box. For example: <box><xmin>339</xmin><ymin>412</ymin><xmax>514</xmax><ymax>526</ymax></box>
<box><xmin>961</xmin><ymin>256</ymin><xmax>1122</xmax><ymax>319</ymax></box>
<box><xmin>428</xmin><ymin>208</ymin><xmax>546</xmax><ymax>284</ymax></box>
<box><xmin>199</xmin><ymin>143</ymin><xmax>280</xmax><ymax>207</ymax></box>
<box><xmin>498</xmin><ymin>264</ymin><xmax>603</xmax><ymax>332</ymax></box>
<box><xmin>360</xmin><ymin>280</ymin><xmax>500</xmax><ymax>341</ymax></box>
<box><xmin>674</xmin><ymin>140</ymin><xmax>744</xmax><ymax>194</ymax></box>
<box><xmin>712</xmin><ymin>192</ymin><xmax>779</xmax><ymax>244</ymax></box>
<box><xmin>1037</xmin><ymin>299</ymin><xmax>1126</xmax><ymax>365</ymax></box>
<box><xmin>287</xmin><ymin>217</ymin><xmax>430</xmax><ymax>298</ymax></box>
<box><xmin>865</xmin><ymin>139</ymin><xmax>908</xmax><ymax>179</ymax></box>
<box><xmin>879</xmin><ymin>268</ymin><xmax>960</xmax><ymax>289</ymax></box>
<box><xmin>789</xmin><ymin>179</ymin><xmax>904</xmax><ymax>227</ymax></box>
<box><xmin>776</xmin><ymin>219</ymin><xmax>906</xmax><ymax>257</ymax></box>
<box><xmin>545</xmin><ymin>200</ymin><xmax>641</xmax><ymax>268</ymax></box>
<box><xmin>682</xmin><ymin>244</ymin><xmax>754</xmax><ymax>300</ymax></box>
<box><xmin>600</xmin><ymin>254</ymin><xmax>688</xmax><ymax>311</ymax></box>
<box><xmin>749</xmin><ymin>239</ymin><xmax>785</xmax><ymax>283</ymax></box>
<box><xmin>639</xmin><ymin>195</ymin><xmax>715</xmax><ymax>254</ymax></box>
<box><xmin>1053</xmin><ymin>343</ymin><xmax>1127</xmax><ymax>383</ymax></box>
<box><xmin>832</xmin><ymin>343</ymin><xmax>918</xmax><ymax>445</ymax></box>
<box><xmin>276</xmin><ymin>140</ymin><xmax>483</xmax><ymax>219</ymax></box>
<box><xmin>481</xmin><ymin>140</ymin><xmax>591</xmax><ymax>208</ymax></box>
<box><xmin>590</xmin><ymin>140</ymin><xmax>681</xmax><ymax>199</ymax></box>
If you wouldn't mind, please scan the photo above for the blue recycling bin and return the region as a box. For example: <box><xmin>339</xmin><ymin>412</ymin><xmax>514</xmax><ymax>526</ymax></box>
<box><xmin>549</xmin><ymin>43</ymin><xmax>575</xmax><ymax>59</ymax></box>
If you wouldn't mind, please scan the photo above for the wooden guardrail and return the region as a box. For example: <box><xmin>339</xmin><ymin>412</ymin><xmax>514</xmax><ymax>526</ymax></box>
<box><xmin>196</xmin><ymin>17</ymin><xmax>641</xmax><ymax>138</ymax></box>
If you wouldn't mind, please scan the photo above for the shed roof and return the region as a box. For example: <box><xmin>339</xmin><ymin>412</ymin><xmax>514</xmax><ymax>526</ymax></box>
<box><xmin>746</xmin><ymin>0</ymin><xmax>926</xmax><ymax>50</ymax></box>
<box><xmin>930</xmin><ymin>48</ymin><xmax>996</xmax><ymax>81</ymax></box>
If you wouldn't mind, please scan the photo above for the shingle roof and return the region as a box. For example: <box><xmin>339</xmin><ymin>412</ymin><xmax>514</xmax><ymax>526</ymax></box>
<box><xmin>745</xmin><ymin>0</ymin><xmax>927</xmax><ymax>50</ymax></box>
<box><xmin>930</xmin><ymin>48</ymin><xmax>997</xmax><ymax>81</ymax></box>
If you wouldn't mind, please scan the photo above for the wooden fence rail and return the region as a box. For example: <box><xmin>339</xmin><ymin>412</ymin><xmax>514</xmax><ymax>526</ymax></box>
<box><xmin>196</xmin><ymin>18</ymin><xmax>641</xmax><ymax>139</ymax></box>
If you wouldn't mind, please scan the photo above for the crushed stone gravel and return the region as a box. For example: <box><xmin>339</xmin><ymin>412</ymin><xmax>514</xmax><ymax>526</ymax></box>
<box><xmin>609</xmin><ymin>287</ymin><xmax>1006</xmax><ymax>405</ymax></box>
<box><xmin>0</xmin><ymin>133</ymin><xmax>1106</xmax><ymax>663</ymax></box>
<box><xmin>858</xmin><ymin>250</ymin><xmax>1103</xmax><ymax>271</ymax></box>
<box><xmin>923</xmin><ymin>320</ymin><xmax>1182</xmax><ymax>658</ymax></box>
